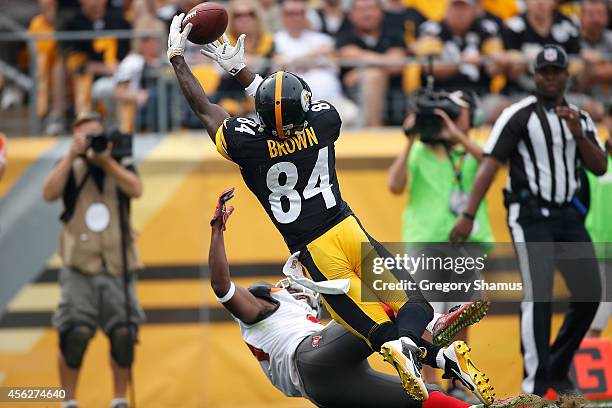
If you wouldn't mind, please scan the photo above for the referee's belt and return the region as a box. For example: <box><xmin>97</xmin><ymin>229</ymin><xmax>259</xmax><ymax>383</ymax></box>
<box><xmin>503</xmin><ymin>189</ymin><xmax>575</xmax><ymax>209</ymax></box>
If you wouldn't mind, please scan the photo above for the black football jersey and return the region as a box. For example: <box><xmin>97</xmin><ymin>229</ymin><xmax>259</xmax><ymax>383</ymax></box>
<box><xmin>417</xmin><ymin>17</ymin><xmax>503</xmax><ymax>94</ymax></box>
<box><xmin>215</xmin><ymin>101</ymin><xmax>352</xmax><ymax>252</ymax></box>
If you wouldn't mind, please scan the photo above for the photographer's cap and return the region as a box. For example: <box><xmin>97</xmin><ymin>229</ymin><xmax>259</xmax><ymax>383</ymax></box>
<box><xmin>534</xmin><ymin>44</ymin><xmax>568</xmax><ymax>71</ymax></box>
<box><xmin>73</xmin><ymin>111</ymin><xmax>102</xmax><ymax>128</ymax></box>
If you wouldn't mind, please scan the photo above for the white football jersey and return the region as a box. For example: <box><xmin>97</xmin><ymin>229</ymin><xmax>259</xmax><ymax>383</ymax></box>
<box><xmin>236</xmin><ymin>288</ymin><xmax>324</xmax><ymax>397</ymax></box>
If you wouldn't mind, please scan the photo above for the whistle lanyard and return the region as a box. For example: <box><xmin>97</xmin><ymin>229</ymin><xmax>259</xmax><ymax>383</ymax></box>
<box><xmin>444</xmin><ymin>145</ymin><xmax>466</xmax><ymax>192</ymax></box>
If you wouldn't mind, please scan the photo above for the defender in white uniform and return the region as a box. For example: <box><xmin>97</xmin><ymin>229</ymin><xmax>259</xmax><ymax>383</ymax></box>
<box><xmin>235</xmin><ymin>286</ymin><xmax>323</xmax><ymax>397</ymax></box>
<box><xmin>206</xmin><ymin>188</ymin><xmax>550</xmax><ymax>408</ymax></box>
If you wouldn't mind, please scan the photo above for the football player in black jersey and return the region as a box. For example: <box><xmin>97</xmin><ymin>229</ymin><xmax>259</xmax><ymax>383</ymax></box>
<box><xmin>167</xmin><ymin>13</ymin><xmax>494</xmax><ymax>403</ymax></box>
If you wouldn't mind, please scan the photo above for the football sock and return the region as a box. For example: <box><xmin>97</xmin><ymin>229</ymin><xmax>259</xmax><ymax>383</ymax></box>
<box><xmin>423</xmin><ymin>391</ymin><xmax>470</xmax><ymax>408</ymax></box>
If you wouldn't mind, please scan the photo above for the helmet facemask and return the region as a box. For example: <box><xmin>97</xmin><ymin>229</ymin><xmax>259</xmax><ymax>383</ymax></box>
<box><xmin>276</xmin><ymin>120</ymin><xmax>309</xmax><ymax>138</ymax></box>
<box><xmin>275</xmin><ymin>278</ymin><xmax>322</xmax><ymax>319</ymax></box>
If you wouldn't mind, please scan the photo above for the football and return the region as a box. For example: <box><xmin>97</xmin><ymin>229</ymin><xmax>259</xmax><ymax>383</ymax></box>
<box><xmin>182</xmin><ymin>2</ymin><xmax>228</xmax><ymax>45</ymax></box>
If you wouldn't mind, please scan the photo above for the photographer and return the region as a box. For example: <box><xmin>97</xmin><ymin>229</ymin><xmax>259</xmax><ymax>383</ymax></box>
<box><xmin>387</xmin><ymin>91</ymin><xmax>494</xmax><ymax>402</ymax></box>
<box><xmin>42</xmin><ymin>112</ymin><xmax>144</xmax><ymax>408</ymax></box>
<box><xmin>388</xmin><ymin>91</ymin><xmax>493</xmax><ymax>244</ymax></box>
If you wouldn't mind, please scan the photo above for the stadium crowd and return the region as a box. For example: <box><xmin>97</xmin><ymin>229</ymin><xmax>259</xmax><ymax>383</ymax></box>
<box><xmin>17</xmin><ymin>0</ymin><xmax>612</xmax><ymax>134</ymax></box>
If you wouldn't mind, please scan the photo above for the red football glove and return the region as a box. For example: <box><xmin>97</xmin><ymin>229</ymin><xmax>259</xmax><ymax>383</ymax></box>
<box><xmin>210</xmin><ymin>187</ymin><xmax>235</xmax><ymax>230</ymax></box>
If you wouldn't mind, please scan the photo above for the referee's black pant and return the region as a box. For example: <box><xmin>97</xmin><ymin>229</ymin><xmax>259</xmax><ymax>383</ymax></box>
<box><xmin>507</xmin><ymin>202</ymin><xmax>601</xmax><ymax>395</ymax></box>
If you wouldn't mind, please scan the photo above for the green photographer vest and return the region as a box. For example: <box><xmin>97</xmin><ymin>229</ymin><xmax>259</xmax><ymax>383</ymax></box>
<box><xmin>402</xmin><ymin>141</ymin><xmax>494</xmax><ymax>246</ymax></box>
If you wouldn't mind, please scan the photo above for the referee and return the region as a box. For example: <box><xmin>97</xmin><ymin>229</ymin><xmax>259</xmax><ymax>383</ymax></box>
<box><xmin>449</xmin><ymin>44</ymin><xmax>607</xmax><ymax>396</ymax></box>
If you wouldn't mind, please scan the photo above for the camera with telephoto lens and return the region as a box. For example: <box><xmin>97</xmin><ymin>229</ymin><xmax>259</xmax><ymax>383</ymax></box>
<box><xmin>408</xmin><ymin>89</ymin><xmax>463</xmax><ymax>143</ymax></box>
<box><xmin>86</xmin><ymin>130</ymin><xmax>133</xmax><ymax>159</ymax></box>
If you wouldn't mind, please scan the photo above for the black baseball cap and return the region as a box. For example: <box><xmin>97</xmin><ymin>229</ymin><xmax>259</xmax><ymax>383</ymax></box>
<box><xmin>534</xmin><ymin>44</ymin><xmax>568</xmax><ymax>71</ymax></box>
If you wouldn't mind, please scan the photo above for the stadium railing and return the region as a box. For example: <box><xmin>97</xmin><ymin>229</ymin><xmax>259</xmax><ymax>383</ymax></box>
<box><xmin>0</xmin><ymin>29</ymin><xmax>608</xmax><ymax>136</ymax></box>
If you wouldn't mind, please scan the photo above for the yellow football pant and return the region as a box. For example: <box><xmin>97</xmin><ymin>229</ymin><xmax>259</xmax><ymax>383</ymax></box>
<box><xmin>300</xmin><ymin>216</ymin><xmax>411</xmax><ymax>346</ymax></box>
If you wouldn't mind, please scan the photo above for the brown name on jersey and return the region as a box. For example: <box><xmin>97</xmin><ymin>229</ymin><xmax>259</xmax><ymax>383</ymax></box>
<box><xmin>267</xmin><ymin>127</ymin><xmax>319</xmax><ymax>158</ymax></box>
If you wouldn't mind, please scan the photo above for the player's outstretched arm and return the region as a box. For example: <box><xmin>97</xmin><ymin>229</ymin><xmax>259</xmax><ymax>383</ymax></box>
<box><xmin>168</xmin><ymin>14</ymin><xmax>229</xmax><ymax>140</ymax></box>
<box><xmin>209</xmin><ymin>188</ymin><xmax>277</xmax><ymax>323</ymax></box>
<box><xmin>171</xmin><ymin>55</ymin><xmax>229</xmax><ymax>138</ymax></box>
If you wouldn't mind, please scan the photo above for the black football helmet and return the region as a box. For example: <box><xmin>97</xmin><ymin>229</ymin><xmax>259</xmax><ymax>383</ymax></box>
<box><xmin>255</xmin><ymin>71</ymin><xmax>312</xmax><ymax>139</ymax></box>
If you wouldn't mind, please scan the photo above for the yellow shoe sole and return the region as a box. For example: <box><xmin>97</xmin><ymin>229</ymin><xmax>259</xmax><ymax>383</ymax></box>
<box><xmin>380</xmin><ymin>343</ymin><xmax>429</xmax><ymax>401</ymax></box>
<box><xmin>450</xmin><ymin>341</ymin><xmax>495</xmax><ymax>404</ymax></box>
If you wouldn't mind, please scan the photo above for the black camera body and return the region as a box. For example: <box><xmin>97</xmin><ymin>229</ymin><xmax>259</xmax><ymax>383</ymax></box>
<box><xmin>410</xmin><ymin>90</ymin><xmax>463</xmax><ymax>143</ymax></box>
<box><xmin>86</xmin><ymin>130</ymin><xmax>133</xmax><ymax>159</ymax></box>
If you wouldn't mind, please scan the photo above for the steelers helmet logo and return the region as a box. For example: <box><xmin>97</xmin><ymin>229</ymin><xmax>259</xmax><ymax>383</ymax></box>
<box><xmin>544</xmin><ymin>48</ymin><xmax>558</xmax><ymax>62</ymax></box>
<box><xmin>301</xmin><ymin>89</ymin><xmax>311</xmax><ymax>112</ymax></box>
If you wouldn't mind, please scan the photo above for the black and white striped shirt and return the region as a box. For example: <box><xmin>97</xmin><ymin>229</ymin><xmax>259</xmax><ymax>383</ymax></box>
<box><xmin>484</xmin><ymin>95</ymin><xmax>603</xmax><ymax>205</ymax></box>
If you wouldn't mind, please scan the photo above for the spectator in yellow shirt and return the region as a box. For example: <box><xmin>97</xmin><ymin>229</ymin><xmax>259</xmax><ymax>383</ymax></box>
<box><xmin>402</xmin><ymin>0</ymin><xmax>519</xmax><ymax>22</ymax></box>
<box><xmin>28</xmin><ymin>0</ymin><xmax>66</xmax><ymax>135</ymax></box>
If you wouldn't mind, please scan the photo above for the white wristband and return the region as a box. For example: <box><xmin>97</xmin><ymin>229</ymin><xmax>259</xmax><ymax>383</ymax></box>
<box><xmin>245</xmin><ymin>75</ymin><xmax>263</xmax><ymax>97</ymax></box>
<box><xmin>215</xmin><ymin>281</ymin><xmax>236</xmax><ymax>303</ymax></box>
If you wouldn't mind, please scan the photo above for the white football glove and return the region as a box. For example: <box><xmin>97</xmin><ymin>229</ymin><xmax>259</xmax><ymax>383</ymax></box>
<box><xmin>200</xmin><ymin>34</ymin><xmax>246</xmax><ymax>76</ymax></box>
<box><xmin>167</xmin><ymin>13</ymin><xmax>192</xmax><ymax>61</ymax></box>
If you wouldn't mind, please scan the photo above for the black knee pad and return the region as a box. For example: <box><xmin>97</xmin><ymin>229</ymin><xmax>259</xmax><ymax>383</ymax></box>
<box><xmin>109</xmin><ymin>324</ymin><xmax>136</xmax><ymax>368</ymax></box>
<box><xmin>60</xmin><ymin>325</ymin><xmax>94</xmax><ymax>369</ymax></box>
<box><xmin>367</xmin><ymin>321</ymin><xmax>398</xmax><ymax>352</ymax></box>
